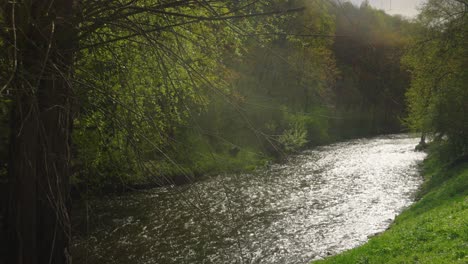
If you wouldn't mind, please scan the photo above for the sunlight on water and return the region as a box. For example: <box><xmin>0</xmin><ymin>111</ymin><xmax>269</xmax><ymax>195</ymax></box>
<box><xmin>72</xmin><ymin>134</ymin><xmax>426</xmax><ymax>263</ymax></box>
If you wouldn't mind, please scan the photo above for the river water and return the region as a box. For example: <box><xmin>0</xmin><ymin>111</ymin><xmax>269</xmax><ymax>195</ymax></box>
<box><xmin>72</xmin><ymin>134</ymin><xmax>426</xmax><ymax>263</ymax></box>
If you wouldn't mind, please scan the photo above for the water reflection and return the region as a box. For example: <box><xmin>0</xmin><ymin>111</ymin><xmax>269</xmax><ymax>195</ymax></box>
<box><xmin>72</xmin><ymin>134</ymin><xmax>426</xmax><ymax>263</ymax></box>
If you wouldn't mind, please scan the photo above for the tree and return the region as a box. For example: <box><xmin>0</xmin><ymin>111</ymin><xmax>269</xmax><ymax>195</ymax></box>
<box><xmin>2</xmin><ymin>0</ymin><xmax>75</xmax><ymax>263</ymax></box>
<box><xmin>331</xmin><ymin>2</ymin><xmax>412</xmax><ymax>137</ymax></box>
<box><xmin>403</xmin><ymin>0</ymin><xmax>468</xmax><ymax>157</ymax></box>
<box><xmin>0</xmin><ymin>1</ymin><xmax>305</xmax><ymax>262</ymax></box>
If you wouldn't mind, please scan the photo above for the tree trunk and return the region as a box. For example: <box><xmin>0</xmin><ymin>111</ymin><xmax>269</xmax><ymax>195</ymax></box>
<box><xmin>420</xmin><ymin>132</ymin><xmax>426</xmax><ymax>145</ymax></box>
<box><xmin>5</xmin><ymin>0</ymin><xmax>75</xmax><ymax>263</ymax></box>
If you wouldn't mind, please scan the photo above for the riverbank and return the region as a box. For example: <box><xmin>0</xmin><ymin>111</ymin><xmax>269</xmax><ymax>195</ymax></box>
<box><xmin>71</xmin><ymin>131</ymin><xmax>397</xmax><ymax>196</ymax></box>
<box><xmin>315</xmin><ymin>146</ymin><xmax>468</xmax><ymax>263</ymax></box>
<box><xmin>71</xmin><ymin>134</ymin><xmax>426</xmax><ymax>263</ymax></box>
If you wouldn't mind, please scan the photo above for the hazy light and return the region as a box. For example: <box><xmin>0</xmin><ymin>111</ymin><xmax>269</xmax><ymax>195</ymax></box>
<box><xmin>346</xmin><ymin>0</ymin><xmax>427</xmax><ymax>18</ymax></box>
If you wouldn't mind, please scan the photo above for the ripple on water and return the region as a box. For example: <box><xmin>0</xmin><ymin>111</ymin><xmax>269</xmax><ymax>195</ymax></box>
<box><xmin>72</xmin><ymin>134</ymin><xmax>426</xmax><ymax>264</ymax></box>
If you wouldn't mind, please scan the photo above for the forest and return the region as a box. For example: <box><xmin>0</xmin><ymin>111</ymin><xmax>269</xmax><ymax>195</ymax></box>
<box><xmin>0</xmin><ymin>0</ymin><xmax>466</xmax><ymax>263</ymax></box>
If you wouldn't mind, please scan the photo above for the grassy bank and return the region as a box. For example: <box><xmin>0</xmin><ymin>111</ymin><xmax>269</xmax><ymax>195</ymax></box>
<box><xmin>316</xmin><ymin>147</ymin><xmax>468</xmax><ymax>263</ymax></box>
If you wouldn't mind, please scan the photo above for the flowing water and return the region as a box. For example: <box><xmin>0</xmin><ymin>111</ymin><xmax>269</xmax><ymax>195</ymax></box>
<box><xmin>72</xmin><ymin>134</ymin><xmax>426</xmax><ymax>263</ymax></box>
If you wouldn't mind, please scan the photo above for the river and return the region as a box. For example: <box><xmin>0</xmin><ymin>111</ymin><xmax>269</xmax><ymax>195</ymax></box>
<box><xmin>72</xmin><ymin>134</ymin><xmax>426</xmax><ymax>263</ymax></box>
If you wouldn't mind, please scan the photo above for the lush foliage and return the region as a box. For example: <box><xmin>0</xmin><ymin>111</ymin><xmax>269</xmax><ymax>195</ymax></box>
<box><xmin>403</xmin><ymin>0</ymin><xmax>468</xmax><ymax>158</ymax></box>
<box><xmin>0</xmin><ymin>1</ymin><xmax>414</xmax><ymax>192</ymax></box>
<box><xmin>2</xmin><ymin>1</ymin><xmax>467</xmax><ymax>263</ymax></box>
<box><xmin>67</xmin><ymin>0</ymin><xmax>321</xmax><ymax>191</ymax></box>
<box><xmin>331</xmin><ymin>2</ymin><xmax>413</xmax><ymax>138</ymax></box>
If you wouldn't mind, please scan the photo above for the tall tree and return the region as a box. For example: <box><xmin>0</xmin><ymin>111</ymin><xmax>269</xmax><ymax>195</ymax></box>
<box><xmin>3</xmin><ymin>0</ymin><xmax>75</xmax><ymax>263</ymax></box>
<box><xmin>1</xmin><ymin>1</ymin><xmax>305</xmax><ymax>262</ymax></box>
<box><xmin>403</xmin><ymin>0</ymin><xmax>468</xmax><ymax>157</ymax></box>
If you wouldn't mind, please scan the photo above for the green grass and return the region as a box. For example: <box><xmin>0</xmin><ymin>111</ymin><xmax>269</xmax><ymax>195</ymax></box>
<box><xmin>315</xmin><ymin>151</ymin><xmax>468</xmax><ymax>264</ymax></box>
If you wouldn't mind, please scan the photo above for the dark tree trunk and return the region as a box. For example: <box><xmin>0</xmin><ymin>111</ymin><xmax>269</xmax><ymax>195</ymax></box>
<box><xmin>415</xmin><ymin>132</ymin><xmax>427</xmax><ymax>151</ymax></box>
<box><xmin>5</xmin><ymin>0</ymin><xmax>75</xmax><ymax>263</ymax></box>
<box><xmin>420</xmin><ymin>132</ymin><xmax>426</xmax><ymax>145</ymax></box>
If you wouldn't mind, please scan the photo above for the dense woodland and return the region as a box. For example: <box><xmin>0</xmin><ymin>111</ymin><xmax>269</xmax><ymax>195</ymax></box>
<box><xmin>0</xmin><ymin>0</ymin><xmax>467</xmax><ymax>263</ymax></box>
